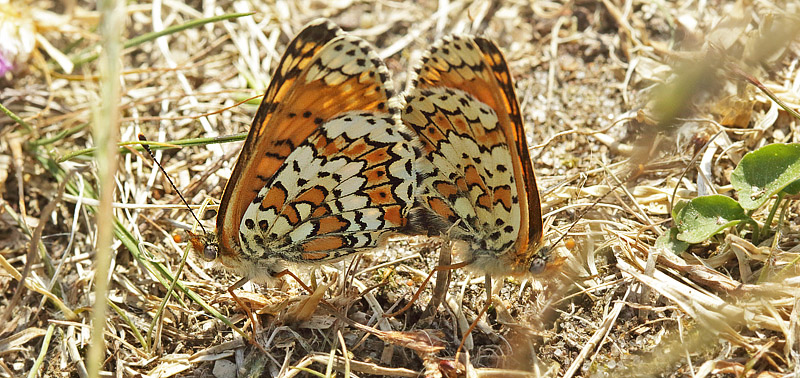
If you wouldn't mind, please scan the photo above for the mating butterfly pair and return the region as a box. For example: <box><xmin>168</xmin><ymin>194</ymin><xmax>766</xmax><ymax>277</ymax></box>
<box><xmin>188</xmin><ymin>19</ymin><xmax>558</xmax><ymax>291</ymax></box>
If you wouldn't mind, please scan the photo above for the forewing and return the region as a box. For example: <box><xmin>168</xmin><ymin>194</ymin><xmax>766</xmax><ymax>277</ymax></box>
<box><xmin>217</xmin><ymin>19</ymin><xmax>396</xmax><ymax>256</ymax></box>
<box><xmin>409</xmin><ymin>35</ymin><xmax>543</xmax><ymax>258</ymax></box>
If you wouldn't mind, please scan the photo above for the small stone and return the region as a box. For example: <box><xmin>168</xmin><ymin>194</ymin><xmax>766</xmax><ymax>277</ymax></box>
<box><xmin>213</xmin><ymin>359</ymin><xmax>237</xmax><ymax>378</ymax></box>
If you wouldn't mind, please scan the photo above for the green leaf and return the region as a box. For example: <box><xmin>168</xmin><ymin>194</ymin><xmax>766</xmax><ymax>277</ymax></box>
<box><xmin>782</xmin><ymin>178</ymin><xmax>800</xmax><ymax>195</ymax></box>
<box><xmin>674</xmin><ymin>195</ymin><xmax>749</xmax><ymax>243</ymax></box>
<box><xmin>671</xmin><ymin>199</ymin><xmax>689</xmax><ymax>220</ymax></box>
<box><xmin>656</xmin><ymin>227</ymin><xmax>690</xmax><ymax>254</ymax></box>
<box><xmin>731</xmin><ymin>143</ymin><xmax>800</xmax><ymax>210</ymax></box>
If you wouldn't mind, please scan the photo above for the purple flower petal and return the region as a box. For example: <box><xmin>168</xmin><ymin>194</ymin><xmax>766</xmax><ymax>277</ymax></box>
<box><xmin>0</xmin><ymin>52</ymin><xmax>13</xmax><ymax>75</ymax></box>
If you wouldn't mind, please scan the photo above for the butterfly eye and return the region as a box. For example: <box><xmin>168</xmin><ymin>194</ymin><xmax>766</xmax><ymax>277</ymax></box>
<box><xmin>203</xmin><ymin>245</ymin><xmax>218</xmax><ymax>261</ymax></box>
<box><xmin>528</xmin><ymin>246</ymin><xmax>550</xmax><ymax>275</ymax></box>
<box><xmin>529</xmin><ymin>258</ymin><xmax>546</xmax><ymax>275</ymax></box>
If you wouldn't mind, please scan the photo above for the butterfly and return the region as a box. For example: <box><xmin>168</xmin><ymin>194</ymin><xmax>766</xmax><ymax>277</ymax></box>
<box><xmin>404</xmin><ymin>35</ymin><xmax>564</xmax><ymax>283</ymax></box>
<box><xmin>188</xmin><ymin>19</ymin><xmax>418</xmax><ymax>286</ymax></box>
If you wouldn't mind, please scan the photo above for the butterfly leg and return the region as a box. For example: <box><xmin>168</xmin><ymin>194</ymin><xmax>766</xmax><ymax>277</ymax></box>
<box><xmin>226</xmin><ymin>277</ymin><xmax>269</xmax><ymax>354</ymax></box>
<box><xmin>384</xmin><ymin>259</ymin><xmax>470</xmax><ymax>318</ymax></box>
<box><xmin>421</xmin><ymin>240</ymin><xmax>453</xmax><ymax>318</ymax></box>
<box><xmin>455</xmin><ymin>274</ymin><xmax>493</xmax><ymax>359</ymax></box>
<box><xmin>272</xmin><ymin>269</ymin><xmax>332</xmax><ymax>324</ymax></box>
<box><xmin>272</xmin><ymin>269</ymin><xmax>315</xmax><ymax>294</ymax></box>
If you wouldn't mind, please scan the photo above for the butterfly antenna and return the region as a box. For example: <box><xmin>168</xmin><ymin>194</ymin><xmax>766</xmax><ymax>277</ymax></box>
<box><xmin>550</xmin><ymin>169</ymin><xmax>630</xmax><ymax>249</ymax></box>
<box><xmin>138</xmin><ymin>134</ymin><xmax>208</xmax><ymax>235</ymax></box>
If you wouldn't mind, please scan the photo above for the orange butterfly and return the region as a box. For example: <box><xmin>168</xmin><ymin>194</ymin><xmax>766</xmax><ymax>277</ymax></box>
<box><xmin>404</xmin><ymin>35</ymin><xmax>563</xmax><ymax>283</ymax></box>
<box><xmin>189</xmin><ymin>19</ymin><xmax>418</xmax><ymax>286</ymax></box>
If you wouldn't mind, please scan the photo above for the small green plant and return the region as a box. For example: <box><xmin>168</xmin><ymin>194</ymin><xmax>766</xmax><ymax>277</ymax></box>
<box><xmin>659</xmin><ymin>143</ymin><xmax>800</xmax><ymax>254</ymax></box>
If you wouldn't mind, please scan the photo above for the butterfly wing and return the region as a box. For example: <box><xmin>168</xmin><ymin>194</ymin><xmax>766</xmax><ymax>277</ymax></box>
<box><xmin>405</xmin><ymin>35</ymin><xmax>543</xmax><ymax>274</ymax></box>
<box><xmin>216</xmin><ymin>19</ymin><xmax>397</xmax><ymax>258</ymax></box>
<box><xmin>406</xmin><ymin>88</ymin><xmax>520</xmax><ymax>252</ymax></box>
<box><xmin>239</xmin><ymin>110</ymin><xmax>416</xmax><ymax>266</ymax></box>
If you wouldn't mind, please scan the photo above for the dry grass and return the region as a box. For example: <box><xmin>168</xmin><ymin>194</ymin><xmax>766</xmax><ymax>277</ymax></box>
<box><xmin>2</xmin><ymin>0</ymin><xmax>800</xmax><ymax>377</ymax></box>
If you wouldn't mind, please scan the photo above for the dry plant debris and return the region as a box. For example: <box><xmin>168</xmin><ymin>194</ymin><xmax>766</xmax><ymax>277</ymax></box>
<box><xmin>1</xmin><ymin>0</ymin><xmax>800</xmax><ymax>377</ymax></box>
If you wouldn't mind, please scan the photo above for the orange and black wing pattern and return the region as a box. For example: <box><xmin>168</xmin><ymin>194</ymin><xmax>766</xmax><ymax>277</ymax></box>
<box><xmin>215</xmin><ymin>19</ymin><xmax>397</xmax><ymax>258</ymax></box>
<box><xmin>192</xmin><ymin>19</ymin><xmax>417</xmax><ymax>282</ymax></box>
<box><xmin>404</xmin><ymin>35</ymin><xmax>547</xmax><ymax>277</ymax></box>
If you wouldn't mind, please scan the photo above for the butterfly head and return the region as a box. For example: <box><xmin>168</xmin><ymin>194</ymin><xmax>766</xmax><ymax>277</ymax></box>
<box><xmin>472</xmin><ymin>237</ymin><xmax>563</xmax><ymax>279</ymax></box>
<box><xmin>523</xmin><ymin>241</ymin><xmax>567</xmax><ymax>278</ymax></box>
<box><xmin>187</xmin><ymin>231</ymin><xmax>219</xmax><ymax>262</ymax></box>
<box><xmin>187</xmin><ymin>230</ymin><xmax>290</xmax><ymax>284</ymax></box>
<box><xmin>527</xmin><ymin>245</ymin><xmax>550</xmax><ymax>275</ymax></box>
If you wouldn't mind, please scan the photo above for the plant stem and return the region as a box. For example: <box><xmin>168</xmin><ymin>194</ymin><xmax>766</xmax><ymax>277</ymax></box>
<box><xmin>87</xmin><ymin>0</ymin><xmax>123</xmax><ymax>376</ymax></box>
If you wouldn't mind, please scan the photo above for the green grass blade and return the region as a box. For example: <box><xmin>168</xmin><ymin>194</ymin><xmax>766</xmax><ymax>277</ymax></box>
<box><xmin>27</xmin><ymin>324</ymin><xmax>56</xmax><ymax>378</ymax></box>
<box><xmin>108</xmin><ymin>298</ymin><xmax>149</xmax><ymax>353</ymax></box>
<box><xmin>58</xmin><ymin>132</ymin><xmax>247</xmax><ymax>162</ymax></box>
<box><xmin>71</xmin><ymin>12</ymin><xmax>254</xmax><ymax>68</ymax></box>
<box><xmin>32</xmin><ymin>146</ymin><xmax>248</xmax><ymax>341</ymax></box>
<box><xmin>1</xmin><ymin>101</ymin><xmax>35</xmax><ymax>134</ymax></box>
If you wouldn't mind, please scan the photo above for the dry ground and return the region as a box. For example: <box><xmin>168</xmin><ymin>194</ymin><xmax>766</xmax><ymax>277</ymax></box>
<box><xmin>2</xmin><ymin>0</ymin><xmax>800</xmax><ymax>377</ymax></box>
